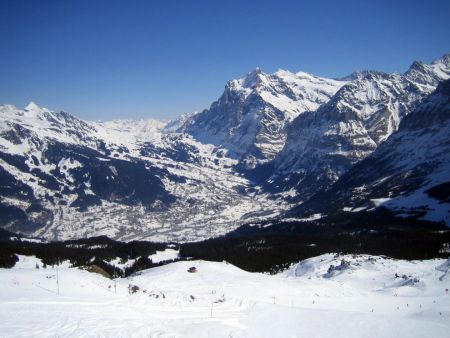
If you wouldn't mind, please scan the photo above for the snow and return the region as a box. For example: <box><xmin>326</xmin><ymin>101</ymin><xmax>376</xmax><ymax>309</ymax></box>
<box><xmin>1</xmin><ymin>254</ymin><xmax>449</xmax><ymax>337</ymax></box>
<box><xmin>282</xmin><ymin>213</ymin><xmax>324</xmax><ymax>222</ymax></box>
<box><xmin>372</xmin><ymin>187</ymin><xmax>450</xmax><ymax>226</ymax></box>
<box><xmin>93</xmin><ymin>118</ymin><xmax>168</xmax><ymax>153</ymax></box>
<box><xmin>10</xmin><ymin>237</ymin><xmax>43</xmax><ymax>243</ymax></box>
<box><xmin>149</xmin><ymin>248</ymin><xmax>179</xmax><ymax>263</ymax></box>
<box><xmin>0</xmin><ymin>102</ymin><xmax>97</xmax><ymax>149</ymax></box>
<box><xmin>371</xmin><ymin>198</ymin><xmax>392</xmax><ymax>207</ymax></box>
<box><xmin>343</xmin><ymin>206</ymin><xmax>368</xmax><ymax>212</ymax></box>
<box><xmin>108</xmin><ymin>257</ymin><xmax>137</xmax><ymax>270</ymax></box>
<box><xmin>24</xmin><ymin>101</ymin><xmax>41</xmax><ymax>112</ymax></box>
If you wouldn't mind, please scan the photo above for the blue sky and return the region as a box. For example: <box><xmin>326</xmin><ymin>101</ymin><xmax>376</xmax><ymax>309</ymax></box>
<box><xmin>1</xmin><ymin>0</ymin><xmax>449</xmax><ymax>120</ymax></box>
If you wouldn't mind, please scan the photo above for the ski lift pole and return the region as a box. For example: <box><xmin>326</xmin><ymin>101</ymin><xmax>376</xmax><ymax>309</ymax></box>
<box><xmin>113</xmin><ymin>266</ymin><xmax>117</xmax><ymax>294</ymax></box>
<box><xmin>56</xmin><ymin>260</ymin><xmax>60</xmax><ymax>296</ymax></box>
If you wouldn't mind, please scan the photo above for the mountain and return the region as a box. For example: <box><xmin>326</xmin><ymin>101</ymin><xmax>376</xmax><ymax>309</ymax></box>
<box><xmin>177</xmin><ymin>68</ymin><xmax>346</xmax><ymax>168</ymax></box>
<box><xmin>1</xmin><ymin>54</ymin><xmax>449</xmax><ymax>242</ymax></box>
<box><xmin>404</xmin><ymin>54</ymin><xmax>450</xmax><ymax>88</ymax></box>
<box><xmin>266</xmin><ymin>55</ymin><xmax>450</xmax><ymax>202</ymax></box>
<box><xmin>293</xmin><ymin>79</ymin><xmax>450</xmax><ymax>225</ymax></box>
<box><xmin>0</xmin><ymin>103</ymin><xmax>175</xmax><ymax>235</ymax></box>
<box><xmin>0</xmin><ymin>104</ymin><xmax>284</xmax><ymax>242</ymax></box>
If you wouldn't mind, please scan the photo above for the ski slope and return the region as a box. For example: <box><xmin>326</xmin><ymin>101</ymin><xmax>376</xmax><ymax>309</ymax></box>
<box><xmin>0</xmin><ymin>254</ymin><xmax>449</xmax><ymax>337</ymax></box>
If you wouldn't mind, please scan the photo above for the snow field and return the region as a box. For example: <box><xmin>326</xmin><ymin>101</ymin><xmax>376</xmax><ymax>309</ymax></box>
<box><xmin>0</xmin><ymin>254</ymin><xmax>449</xmax><ymax>337</ymax></box>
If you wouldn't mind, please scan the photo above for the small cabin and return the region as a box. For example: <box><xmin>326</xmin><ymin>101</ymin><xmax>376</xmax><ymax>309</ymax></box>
<box><xmin>187</xmin><ymin>266</ymin><xmax>197</xmax><ymax>273</ymax></box>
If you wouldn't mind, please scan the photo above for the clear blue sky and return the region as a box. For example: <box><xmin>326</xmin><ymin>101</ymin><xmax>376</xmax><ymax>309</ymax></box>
<box><xmin>1</xmin><ymin>0</ymin><xmax>449</xmax><ymax>120</ymax></box>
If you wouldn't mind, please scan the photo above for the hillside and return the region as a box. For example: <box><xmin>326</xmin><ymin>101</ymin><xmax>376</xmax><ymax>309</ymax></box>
<box><xmin>0</xmin><ymin>254</ymin><xmax>448</xmax><ymax>337</ymax></box>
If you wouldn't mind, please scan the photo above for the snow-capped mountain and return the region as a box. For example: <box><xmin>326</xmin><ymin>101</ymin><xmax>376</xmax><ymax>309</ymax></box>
<box><xmin>294</xmin><ymin>79</ymin><xmax>450</xmax><ymax>225</ymax></box>
<box><xmin>404</xmin><ymin>54</ymin><xmax>450</xmax><ymax>89</ymax></box>
<box><xmin>177</xmin><ymin>68</ymin><xmax>346</xmax><ymax>168</ymax></box>
<box><xmin>0</xmin><ymin>103</ymin><xmax>286</xmax><ymax>242</ymax></box>
<box><xmin>93</xmin><ymin>118</ymin><xmax>168</xmax><ymax>149</ymax></box>
<box><xmin>0</xmin><ymin>103</ymin><xmax>176</xmax><ymax>235</ymax></box>
<box><xmin>0</xmin><ymin>54</ymin><xmax>449</xmax><ymax>242</ymax></box>
<box><xmin>267</xmin><ymin>55</ymin><xmax>450</xmax><ymax>202</ymax></box>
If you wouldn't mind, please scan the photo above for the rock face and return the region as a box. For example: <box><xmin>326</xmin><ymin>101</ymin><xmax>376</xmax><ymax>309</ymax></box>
<box><xmin>295</xmin><ymin>79</ymin><xmax>450</xmax><ymax>225</ymax></box>
<box><xmin>267</xmin><ymin>55</ymin><xmax>450</xmax><ymax>202</ymax></box>
<box><xmin>177</xmin><ymin>68</ymin><xmax>346</xmax><ymax>168</ymax></box>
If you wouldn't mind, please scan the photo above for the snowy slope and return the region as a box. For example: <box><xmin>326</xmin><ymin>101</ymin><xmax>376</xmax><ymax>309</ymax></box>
<box><xmin>93</xmin><ymin>118</ymin><xmax>168</xmax><ymax>152</ymax></box>
<box><xmin>177</xmin><ymin>68</ymin><xmax>346</xmax><ymax>168</ymax></box>
<box><xmin>295</xmin><ymin>79</ymin><xmax>450</xmax><ymax>225</ymax></box>
<box><xmin>1</xmin><ymin>254</ymin><xmax>449</xmax><ymax>337</ymax></box>
<box><xmin>268</xmin><ymin>54</ymin><xmax>450</xmax><ymax>202</ymax></box>
<box><xmin>0</xmin><ymin>102</ymin><xmax>100</xmax><ymax>151</ymax></box>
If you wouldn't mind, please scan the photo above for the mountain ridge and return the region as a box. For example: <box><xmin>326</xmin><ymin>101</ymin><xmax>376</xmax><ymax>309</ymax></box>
<box><xmin>291</xmin><ymin>79</ymin><xmax>450</xmax><ymax>225</ymax></box>
<box><xmin>176</xmin><ymin>67</ymin><xmax>347</xmax><ymax>168</ymax></box>
<box><xmin>0</xmin><ymin>53</ymin><xmax>449</xmax><ymax>241</ymax></box>
<box><xmin>263</xmin><ymin>54</ymin><xmax>450</xmax><ymax>202</ymax></box>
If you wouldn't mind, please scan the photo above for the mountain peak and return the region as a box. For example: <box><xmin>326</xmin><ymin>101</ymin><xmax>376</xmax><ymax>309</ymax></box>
<box><xmin>242</xmin><ymin>67</ymin><xmax>265</xmax><ymax>88</ymax></box>
<box><xmin>251</xmin><ymin>67</ymin><xmax>262</xmax><ymax>74</ymax></box>
<box><xmin>338</xmin><ymin>70</ymin><xmax>385</xmax><ymax>81</ymax></box>
<box><xmin>405</xmin><ymin>55</ymin><xmax>450</xmax><ymax>86</ymax></box>
<box><xmin>432</xmin><ymin>53</ymin><xmax>450</xmax><ymax>67</ymax></box>
<box><xmin>408</xmin><ymin>60</ymin><xmax>426</xmax><ymax>72</ymax></box>
<box><xmin>24</xmin><ymin>101</ymin><xmax>41</xmax><ymax>111</ymax></box>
